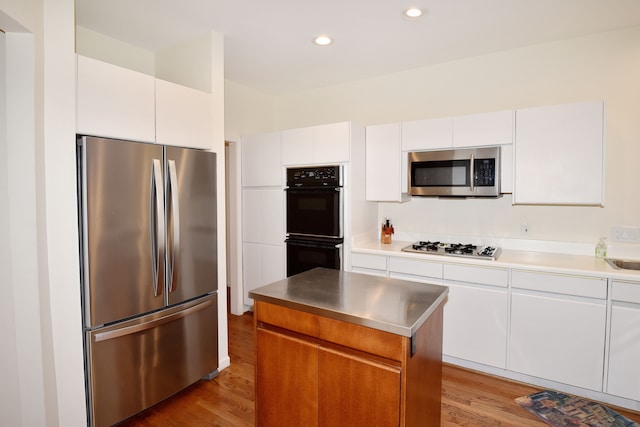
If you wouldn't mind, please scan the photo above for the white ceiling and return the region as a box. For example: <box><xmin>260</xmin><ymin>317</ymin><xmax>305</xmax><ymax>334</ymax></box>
<box><xmin>76</xmin><ymin>0</ymin><xmax>640</xmax><ymax>96</ymax></box>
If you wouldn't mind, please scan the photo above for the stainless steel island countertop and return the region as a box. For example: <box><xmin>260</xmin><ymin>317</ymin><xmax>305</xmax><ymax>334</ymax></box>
<box><xmin>249</xmin><ymin>267</ymin><xmax>448</xmax><ymax>337</ymax></box>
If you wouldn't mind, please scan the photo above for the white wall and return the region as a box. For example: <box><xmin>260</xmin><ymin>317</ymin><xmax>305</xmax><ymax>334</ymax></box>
<box><xmin>264</xmin><ymin>26</ymin><xmax>640</xmax><ymax>245</ymax></box>
<box><xmin>1</xmin><ymin>1</ymin><xmax>85</xmax><ymax>426</ymax></box>
<box><xmin>224</xmin><ymin>79</ymin><xmax>278</xmax><ymax>142</ymax></box>
<box><xmin>76</xmin><ymin>25</ymin><xmax>155</xmax><ymax>75</ymax></box>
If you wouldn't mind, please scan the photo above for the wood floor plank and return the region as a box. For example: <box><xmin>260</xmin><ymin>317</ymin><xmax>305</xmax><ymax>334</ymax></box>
<box><xmin>118</xmin><ymin>310</ymin><xmax>640</xmax><ymax>427</ymax></box>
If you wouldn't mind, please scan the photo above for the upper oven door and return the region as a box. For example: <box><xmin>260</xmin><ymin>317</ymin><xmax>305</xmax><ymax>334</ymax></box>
<box><xmin>409</xmin><ymin>147</ymin><xmax>500</xmax><ymax>197</ymax></box>
<box><xmin>286</xmin><ymin>187</ymin><xmax>343</xmax><ymax>238</ymax></box>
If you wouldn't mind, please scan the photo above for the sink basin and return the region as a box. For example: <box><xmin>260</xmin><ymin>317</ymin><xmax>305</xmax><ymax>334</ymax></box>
<box><xmin>606</xmin><ymin>258</ymin><xmax>640</xmax><ymax>270</ymax></box>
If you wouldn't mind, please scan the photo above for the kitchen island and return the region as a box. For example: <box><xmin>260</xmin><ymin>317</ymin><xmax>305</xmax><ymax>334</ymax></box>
<box><xmin>249</xmin><ymin>267</ymin><xmax>448</xmax><ymax>427</ymax></box>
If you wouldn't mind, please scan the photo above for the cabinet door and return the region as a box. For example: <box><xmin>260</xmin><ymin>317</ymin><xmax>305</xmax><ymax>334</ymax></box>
<box><xmin>313</xmin><ymin>122</ymin><xmax>350</xmax><ymax>164</ymax></box>
<box><xmin>319</xmin><ymin>345</ymin><xmax>401</xmax><ymax>427</ymax></box>
<box><xmin>155</xmin><ymin>79</ymin><xmax>212</xmax><ymax>149</ymax></box>
<box><xmin>607</xmin><ymin>303</ymin><xmax>640</xmax><ymax>401</ymax></box>
<box><xmin>513</xmin><ymin>100</ymin><xmax>604</xmax><ymax>205</ymax></box>
<box><xmin>281</xmin><ymin>126</ymin><xmax>314</xmax><ymax>165</ymax></box>
<box><xmin>76</xmin><ymin>55</ymin><xmax>155</xmax><ymax>142</ymax></box>
<box><xmin>241</xmin><ymin>131</ymin><xmax>282</xmax><ymax>187</ymax></box>
<box><xmin>452</xmin><ymin>110</ymin><xmax>514</xmax><ymax>148</ymax></box>
<box><xmin>242</xmin><ymin>242</ymin><xmax>262</xmax><ymax>306</ymax></box>
<box><xmin>401</xmin><ymin>117</ymin><xmax>453</xmax><ymax>151</ymax></box>
<box><xmin>365</xmin><ymin>123</ymin><xmax>409</xmax><ymax>202</ymax></box>
<box><xmin>442</xmin><ymin>283</ymin><xmax>508</xmax><ymax>368</ymax></box>
<box><xmin>256</xmin><ymin>328</ymin><xmax>319</xmax><ymax>427</ymax></box>
<box><xmin>242</xmin><ymin>188</ymin><xmax>284</xmax><ymax>245</ymax></box>
<box><xmin>242</xmin><ymin>243</ymin><xmax>285</xmax><ymax>306</ymax></box>
<box><xmin>509</xmin><ymin>292</ymin><xmax>606</xmax><ymax>391</ymax></box>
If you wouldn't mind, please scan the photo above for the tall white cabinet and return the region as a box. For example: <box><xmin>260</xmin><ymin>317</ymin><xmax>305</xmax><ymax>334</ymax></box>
<box><xmin>241</xmin><ymin>132</ymin><xmax>285</xmax><ymax>306</ymax></box>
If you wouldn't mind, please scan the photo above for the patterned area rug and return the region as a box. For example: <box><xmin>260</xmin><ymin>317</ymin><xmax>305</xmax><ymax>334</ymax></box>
<box><xmin>516</xmin><ymin>390</ymin><xmax>640</xmax><ymax>427</ymax></box>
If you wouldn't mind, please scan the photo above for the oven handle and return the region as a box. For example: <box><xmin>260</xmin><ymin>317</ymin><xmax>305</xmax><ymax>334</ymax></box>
<box><xmin>286</xmin><ymin>240</ymin><xmax>343</xmax><ymax>249</ymax></box>
<box><xmin>285</xmin><ymin>186</ymin><xmax>342</xmax><ymax>192</ymax></box>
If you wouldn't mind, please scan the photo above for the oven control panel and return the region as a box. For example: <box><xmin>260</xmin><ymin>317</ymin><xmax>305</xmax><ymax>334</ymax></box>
<box><xmin>287</xmin><ymin>165</ymin><xmax>342</xmax><ymax>187</ymax></box>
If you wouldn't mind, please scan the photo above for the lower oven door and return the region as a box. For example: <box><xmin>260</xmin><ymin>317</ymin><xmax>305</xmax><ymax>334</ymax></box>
<box><xmin>286</xmin><ymin>237</ymin><xmax>343</xmax><ymax>277</ymax></box>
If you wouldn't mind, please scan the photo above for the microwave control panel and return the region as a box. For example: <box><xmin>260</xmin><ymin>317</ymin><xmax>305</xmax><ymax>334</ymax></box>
<box><xmin>474</xmin><ymin>158</ymin><xmax>496</xmax><ymax>187</ymax></box>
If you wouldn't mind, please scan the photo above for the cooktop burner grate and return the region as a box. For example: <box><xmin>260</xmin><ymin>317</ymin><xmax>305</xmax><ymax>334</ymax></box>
<box><xmin>402</xmin><ymin>241</ymin><xmax>500</xmax><ymax>260</ymax></box>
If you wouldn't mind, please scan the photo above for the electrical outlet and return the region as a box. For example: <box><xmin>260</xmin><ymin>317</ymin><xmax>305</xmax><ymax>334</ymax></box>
<box><xmin>521</xmin><ymin>223</ymin><xmax>531</xmax><ymax>237</ymax></box>
<box><xmin>611</xmin><ymin>226</ymin><xmax>640</xmax><ymax>242</ymax></box>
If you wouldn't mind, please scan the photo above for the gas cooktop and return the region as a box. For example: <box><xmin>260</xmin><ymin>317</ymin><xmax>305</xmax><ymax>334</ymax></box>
<box><xmin>401</xmin><ymin>241</ymin><xmax>501</xmax><ymax>261</ymax></box>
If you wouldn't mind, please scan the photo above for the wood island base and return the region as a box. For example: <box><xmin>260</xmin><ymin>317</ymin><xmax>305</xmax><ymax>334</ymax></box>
<box><xmin>253</xmin><ymin>300</ymin><xmax>444</xmax><ymax>426</ymax></box>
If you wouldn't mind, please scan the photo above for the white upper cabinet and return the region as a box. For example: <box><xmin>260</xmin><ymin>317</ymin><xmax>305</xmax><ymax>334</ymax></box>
<box><xmin>365</xmin><ymin>123</ymin><xmax>409</xmax><ymax>202</ymax></box>
<box><xmin>77</xmin><ymin>55</ymin><xmax>155</xmax><ymax>142</ymax></box>
<box><xmin>155</xmin><ymin>79</ymin><xmax>212</xmax><ymax>149</ymax></box>
<box><xmin>281</xmin><ymin>126</ymin><xmax>314</xmax><ymax>165</ymax></box>
<box><xmin>241</xmin><ymin>131</ymin><xmax>282</xmax><ymax>187</ymax></box>
<box><xmin>77</xmin><ymin>55</ymin><xmax>213</xmax><ymax>149</ymax></box>
<box><xmin>401</xmin><ymin>110</ymin><xmax>513</xmax><ymax>151</ymax></box>
<box><xmin>313</xmin><ymin>122</ymin><xmax>350</xmax><ymax>164</ymax></box>
<box><xmin>401</xmin><ymin>117</ymin><xmax>452</xmax><ymax>151</ymax></box>
<box><xmin>281</xmin><ymin>122</ymin><xmax>350</xmax><ymax>165</ymax></box>
<box><xmin>513</xmin><ymin>100</ymin><xmax>605</xmax><ymax>206</ymax></box>
<box><xmin>452</xmin><ymin>110</ymin><xmax>514</xmax><ymax>147</ymax></box>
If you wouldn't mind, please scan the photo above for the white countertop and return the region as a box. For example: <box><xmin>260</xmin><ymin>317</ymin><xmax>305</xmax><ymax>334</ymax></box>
<box><xmin>352</xmin><ymin>239</ymin><xmax>640</xmax><ymax>281</ymax></box>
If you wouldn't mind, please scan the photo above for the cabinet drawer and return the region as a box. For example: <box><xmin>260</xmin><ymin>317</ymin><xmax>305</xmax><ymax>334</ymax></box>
<box><xmin>256</xmin><ymin>302</ymin><xmax>405</xmax><ymax>361</ymax></box>
<box><xmin>612</xmin><ymin>280</ymin><xmax>640</xmax><ymax>304</ymax></box>
<box><xmin>511</xmin><ymin>270</ymin><xmax>606</xmax><ymax>299</ymax></box>
<box><xmin>444</xmin><ymin>264</ymin><xmax>508</xmax><ymax>287</ymax></box>
<box><xmin>388</xmin><ymin>257</ymin><xmax>442</xmax><ymax>279</ymax></box>
<box><xmin>351</xmin><ymin>253</ymin><xmax>387</xmax><ymax>271</ymax></box>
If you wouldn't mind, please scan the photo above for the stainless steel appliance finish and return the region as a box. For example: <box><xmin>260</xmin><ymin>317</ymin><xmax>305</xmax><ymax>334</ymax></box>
<box><xmin>408</xmin><ymin>147</ymin><xmax>500</xmax><ymax>197</ymax></box>
<box><xmin>77</xmin><ymin>136</ymin><xmax>219</xmax><ymax>427</ymax></box>
<box><xmin>285</xmin><ymin>165</ymin><xmax>344</xmax><ymax>277</ymax></box>
<box><xmin>401</xmin><ymin>241</ymin><xmax>501</xmax><ymax>261</ymax></box>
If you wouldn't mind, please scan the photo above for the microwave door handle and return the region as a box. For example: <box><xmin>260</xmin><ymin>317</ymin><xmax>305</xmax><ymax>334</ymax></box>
<box><xmin>469</xmin><ymin>154</ymin><xmax>475</xmax><ymax>192</ymax></box>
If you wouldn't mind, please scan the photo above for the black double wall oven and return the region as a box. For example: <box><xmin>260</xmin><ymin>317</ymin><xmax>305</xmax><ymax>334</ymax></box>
<box><xmin>285</xmin><ymin>165</ymin><xmax>343</xmax><ymax>277</ymax></box>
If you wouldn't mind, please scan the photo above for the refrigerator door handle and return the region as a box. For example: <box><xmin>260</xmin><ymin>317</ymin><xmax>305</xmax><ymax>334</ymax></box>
<box><xmin>167</xmin><ymin>159</ymin><xmax>181</xmax><ymax>292</ymax></box>
<box><xmin>151</xmin><ymin>159</ymin><xmax>165</xmax><ymax>297</ymax></box>
<box><xmin>92</xmin><ymin>297</ymin><xmax>216</xmax><ymax>342</ymax></box>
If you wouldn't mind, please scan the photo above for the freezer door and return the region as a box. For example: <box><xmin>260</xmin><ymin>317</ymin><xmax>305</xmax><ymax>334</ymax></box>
<box><xmin>86</xmin><ymin>294</ymin><xmax>218</xmax><ymax>427</ymax></box>
<box><xmin>165</xmin><ymin>146</ymin><xmax>218</xmax><ymax>305</ymax></box>
<box><xmin>79</xmin><ymin>136</ymin><xmax>166</xmax><ymax>327</ymax></box>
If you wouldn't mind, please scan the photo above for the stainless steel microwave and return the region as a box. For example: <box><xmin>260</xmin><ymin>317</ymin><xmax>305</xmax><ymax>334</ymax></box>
<box><xmin>408</xmin><ymin>147</ymin><xmax>501</xmax><ymax>197</ymax></box>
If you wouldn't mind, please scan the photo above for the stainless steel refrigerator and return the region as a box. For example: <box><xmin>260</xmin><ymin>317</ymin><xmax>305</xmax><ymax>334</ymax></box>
<box><xmin>77</xmin><ymin>135</ymin><xmax>219</xmax><ymax>427</ymax></box>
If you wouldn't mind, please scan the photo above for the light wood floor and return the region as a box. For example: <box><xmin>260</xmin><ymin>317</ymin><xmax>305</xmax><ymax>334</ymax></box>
<box><xmin>121</xmin><ymin>310</ymin><xmax>640</xmax><ymax>426</ymax></box>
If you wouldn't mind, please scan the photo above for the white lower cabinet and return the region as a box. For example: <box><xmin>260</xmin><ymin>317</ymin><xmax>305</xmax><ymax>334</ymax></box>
<box><xmin>351</xmin><ymin>253</ymin><xmax>387</xmax><ymax>277</ymax></box>
<box><xmin>242</xmin><ymin>242</ymin><xmax>285</xmax><ymax>306</ymax></box>
<box><xmin>509</xmin><ymin>270</ymin><xmax>607</xmax><ymax>391</ymax></box>
<box><xmin>388</xmin><ymin>256</ymin><xmax>443</xmax><ymax>283</ymax></box>
<box><xmin>442</xmin><ymin>264</ymin><xmax>509</xmax><ymax>368</ymax></box>
<box><xmin>607</xmin><ymin>280</ymin><xmax>640</xmax><ymax>401</ymax></box>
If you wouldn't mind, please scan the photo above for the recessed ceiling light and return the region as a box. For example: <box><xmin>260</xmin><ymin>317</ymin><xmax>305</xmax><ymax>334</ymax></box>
<box><xmin>313</xmin><ymin>35</ymin><xmax>333</xmax><ymax>46</ymax></box>
<box><xmin>403</xmin><ymin>7</ymin><xmax>424</xmax><ymax>19</ymax></box>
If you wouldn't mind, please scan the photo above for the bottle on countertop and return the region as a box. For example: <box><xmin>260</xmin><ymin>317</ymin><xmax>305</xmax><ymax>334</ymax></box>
<box><xmin>595</xmin><ymin>237</ymin><xmax>607</xmax><ymax>258</ymax></box>
<box><xmin>381</xmin><ymin>218</ymin><xmax>394</xmax><ymax>244</ymax></box>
